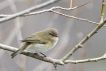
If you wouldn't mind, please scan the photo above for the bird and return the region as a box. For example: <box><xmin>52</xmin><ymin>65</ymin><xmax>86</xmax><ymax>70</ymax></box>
<box><xmin>11</xmin><ymin>28</ymin><xmax>59</xmax><ymax>58</ymax></box>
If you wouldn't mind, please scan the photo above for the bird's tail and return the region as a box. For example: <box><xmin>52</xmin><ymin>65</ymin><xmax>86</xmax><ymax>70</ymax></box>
<box><xmin>11</xmin><ymin>43</ymin><xmax>29</xmax><ymax>58</ymax></box>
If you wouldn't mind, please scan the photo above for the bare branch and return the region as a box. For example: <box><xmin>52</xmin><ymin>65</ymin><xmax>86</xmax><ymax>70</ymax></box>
<box><xmin>100</xmin><ymin>0</ymin><xmax>105</xmax><ymax>23</ymax></box>
<box><xmin>61</xmin><ymin>19</ymin><xmax>106</xmax><ymax>62</ymax></box>
<box><xmin>0</xmin><ymin>2</ymin><xmax>102</xmax><ymax>27</ymax></box>
<box><xmin>50</xmin><ymin>10</ymin><xmax>99</xmax><ymax>25</ymax></box>
<box><xmin>0</xmin><ymin>43</ymin><xmax>64</xmax><ymax>65</ymax></box>
<box><xmin>0</xmin><ymin>1</ymin><xmax>90</xmax><ymax>18</ymax></box>
<box><xmin>65</xmin><ymin>53</ymin><xmax>106</xmax><ymax>64</ymax></box>
<box><xmin>0</xmin><ymin>0</ymin><xmax>61</xmax><ymax>23</ymax></box>
<box><xmin>0</xmin><ymin>43</ymin><xmax>106</xmax><ymax>65</ymax></box>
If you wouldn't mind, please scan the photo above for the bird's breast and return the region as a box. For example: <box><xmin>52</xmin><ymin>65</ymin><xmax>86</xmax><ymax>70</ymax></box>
<box><xmin>28</xmin><ymin>37</ymin><xmax>58</xmax><ymax>52</ymax></box>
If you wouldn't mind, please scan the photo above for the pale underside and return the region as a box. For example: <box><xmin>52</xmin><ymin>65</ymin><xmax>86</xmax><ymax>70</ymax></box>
<box><xmin>26</xmin><ymin>37</ymin><xmax>58</xmax><ymax>52</ymax></box>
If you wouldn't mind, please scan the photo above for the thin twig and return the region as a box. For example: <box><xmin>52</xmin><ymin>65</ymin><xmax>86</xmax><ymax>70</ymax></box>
<box><xmin>61</xmin><ymin>19</ymin><xmax>106</xmax><ymax>62</ymax></box>
<box><xmin>0</xmin><ymin>1</ymin><xmax>90</xmax><ymax>18</ymax></box>
<box><xmin>0</xmin><ymin>1</ymin><xmax>99</xmax><ymax>27</ymax></box>
<box><xmin>65</xmin><ymin>53</ymin><xmax>106</xmax><ymax>64</ymax></box>
<box><xmin>100</xmin><ymin>0</ymin><xmax>105</xmax><ymax>23</ymax></box>
<box><xmin>50</xmin><ymin>10</ymin><xmax>99</xmax><ymax>25</ymax></box>
<box><xmin>0</xmin><ymin>0</ymin><xmax>61</xmax><ymax>23</ymax></box>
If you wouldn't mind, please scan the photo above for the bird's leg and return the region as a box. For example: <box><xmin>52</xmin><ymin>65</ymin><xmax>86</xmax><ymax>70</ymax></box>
<box><xmin>39</xmin><ymin>52</ymin><xmax>47</xmax><ymax>57</ymax></box>
<box><xmin>33</xmin><ymin>52</ymin><xmax>46</xmax><ymax>57</ymax></box>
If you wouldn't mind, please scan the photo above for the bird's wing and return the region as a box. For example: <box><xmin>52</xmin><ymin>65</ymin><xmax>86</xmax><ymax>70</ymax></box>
<box><xmin>21</xmin><ymin>34</ymin><xmax>47</xmax><ymax>44</ymax></box>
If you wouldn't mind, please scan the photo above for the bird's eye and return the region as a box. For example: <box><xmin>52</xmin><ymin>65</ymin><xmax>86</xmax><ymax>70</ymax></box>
<box><xmin>49</xmin><ymin>33</ymin><xmax>54</xmax><ymax>36</ymax></box>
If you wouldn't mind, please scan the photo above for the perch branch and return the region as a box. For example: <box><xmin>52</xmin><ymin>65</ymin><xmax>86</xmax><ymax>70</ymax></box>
<box><xmin>0</xmin><ymin>43</ymin><xmax>106</xmax><ymax>65</ymax></box>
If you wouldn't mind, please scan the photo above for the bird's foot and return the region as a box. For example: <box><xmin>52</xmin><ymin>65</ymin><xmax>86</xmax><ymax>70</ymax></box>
<box><xmin>39</xmin><ymin>52</ymin><xmax>47</xmax><ymax>57</ymax></box>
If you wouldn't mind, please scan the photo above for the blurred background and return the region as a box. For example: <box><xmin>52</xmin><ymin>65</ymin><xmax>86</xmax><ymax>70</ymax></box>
<box><xmin>0</xmin><ymin>0</ymin><xmax>106</xmax><ymax>71</ymax></box>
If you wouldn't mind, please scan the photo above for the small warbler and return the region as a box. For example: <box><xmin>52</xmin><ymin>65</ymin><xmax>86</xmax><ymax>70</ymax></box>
<box><xmin>11</xmin><ymin>28</ymin><xmax>58</xmax><ymax>58</ymax></box>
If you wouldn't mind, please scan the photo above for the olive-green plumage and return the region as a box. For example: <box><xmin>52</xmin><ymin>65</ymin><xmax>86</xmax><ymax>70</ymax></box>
<box><xmin>11</xmin><ymin>28</ymin><xmax>58</xmax><ymax>58</ymax></box>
